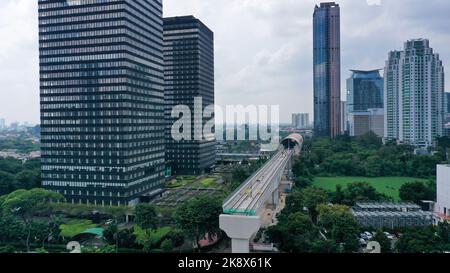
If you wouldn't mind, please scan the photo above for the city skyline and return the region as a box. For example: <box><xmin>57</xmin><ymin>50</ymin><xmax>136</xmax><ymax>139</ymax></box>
<box><xmin>1</xmin><ymin>0</ymin><xmax>450</xmax><ymax>124</ymax></box>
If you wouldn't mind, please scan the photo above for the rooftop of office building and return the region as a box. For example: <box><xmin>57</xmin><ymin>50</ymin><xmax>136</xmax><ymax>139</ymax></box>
<box><xmin>353</xmin><ymin>202</ymin><xmax>422</xmax><ymax>211</ymax></box>
<box><xmin>349</xmin><ymin>69</ymin><xmax>383</xmax><ymax>79</ymax></box>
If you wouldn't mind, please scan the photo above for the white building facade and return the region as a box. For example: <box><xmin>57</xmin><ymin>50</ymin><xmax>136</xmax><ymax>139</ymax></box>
<box><xmin>384</xmin><ymin>39</ymin><xmax>445</xmax><ymax>147</ymax></box>
<box><xmin>436</xmin><ymin>165</ymin><xmax>450</xmax><ymax>222</ymax></box>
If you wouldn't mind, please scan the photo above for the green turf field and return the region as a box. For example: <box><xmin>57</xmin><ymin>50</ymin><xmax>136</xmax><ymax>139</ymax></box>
<box><xmin>60</xmin><ymin>219</ymin><xmax>97</xmax><ymax>238</ymax></box>
<box><xmin>312</xmin><ymin>176</ymin><xmax>430</xmax><ymax>201</ymax></box>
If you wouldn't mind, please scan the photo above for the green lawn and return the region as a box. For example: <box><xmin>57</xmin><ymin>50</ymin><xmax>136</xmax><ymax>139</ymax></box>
<box><xmin>60</xmin><ymin>219</ymin><xmax>97</xmax><ymax>238</ymax></box>
<box><xmin>200</xmin><ymin>177</ymin><xmax>218</xmax><ymax>188</ymax></box>
<box><xmin>166</xmin><ymin>176</ymin><xmax>198</xmax><ymax>189</ymax></box>
<box><xmin>312</xmin><ymin>176</ymin><xmax>430</xmax><ymax>201</ymax></box>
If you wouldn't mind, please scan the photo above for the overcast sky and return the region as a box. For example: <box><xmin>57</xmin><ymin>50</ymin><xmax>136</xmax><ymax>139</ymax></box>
<box><xmin>0</xmin><ymin>0</ymin><xmax>449</xmax><ymax>125</ymax></box>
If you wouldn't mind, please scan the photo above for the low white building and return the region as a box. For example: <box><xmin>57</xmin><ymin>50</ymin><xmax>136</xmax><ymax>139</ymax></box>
<box><xmin>435</xmin><ymin>165</ymin><xmax>450</xmax><ymax>222</ymax></box>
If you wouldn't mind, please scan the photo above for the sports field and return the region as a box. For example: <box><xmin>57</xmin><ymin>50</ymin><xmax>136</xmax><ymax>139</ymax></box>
<box><xmin>312</xmin><ymin>176</ymin><xmax>430</xmax><ymax>201</ymax></box>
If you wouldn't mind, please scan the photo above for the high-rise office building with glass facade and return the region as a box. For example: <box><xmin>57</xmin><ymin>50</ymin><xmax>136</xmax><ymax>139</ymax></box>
<box><xmin>163</xmin><ymin>16</ymin><xmax>215</xmax><ymax>175</ymax></box>
<box><xmin>346</xmin><ymin>70</ymin><xmax>384</xmax><ymax>137</ymax></box>
<box><xmin>38</xmin><ymin>0</ymin><xmax>165</xmax><ymax>206</ymax></box>
<box><xmin>313</xmin><ymin>2</ymin><xmax>341</xmax><ymax>138</ymax></box>
<box><xmin>384</xmin><ymin>39</ymin><xmax>445</xmax><ymax>147</ymax></box>
<box><xmin>347</xmin><ymin>70</ymin><xmax>384</xmax><ymax>113</ymax></box>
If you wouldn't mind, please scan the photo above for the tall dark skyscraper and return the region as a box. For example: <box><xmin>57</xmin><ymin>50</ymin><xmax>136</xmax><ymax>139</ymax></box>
<box><xmin>38</xmin><ymin>0</ymin><xmax>165</xmax><ymax>206</ymax></box>
<box><xmin>163</xmin><ymin>16</ymin><xmax>215</xmax><ymax>175</ymax></box>
<box><xmin>313</xmin><ymin>2</ymin><xmax>341</xmax><ymax>138</ymax></box>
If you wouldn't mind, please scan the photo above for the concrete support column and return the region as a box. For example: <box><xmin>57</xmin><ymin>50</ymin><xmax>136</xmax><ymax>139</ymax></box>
<box><xmin>272</xmin><ymin>188</ymin><xmax>280</xmax><ymax>205</ymax></box>
<box><xmin>220</xmin><ymin>214</ymin><xmax>261</xmax><ymax>253</ymax></box>
<box><xmin>286</xmin><ymin>157</ymin><xmax>292</xmax><ymax>170</ymax></box>
<box><xmin>231</xmin><ymin>238</ymin><xmax>252</xmax><ymax>253</ymax></box>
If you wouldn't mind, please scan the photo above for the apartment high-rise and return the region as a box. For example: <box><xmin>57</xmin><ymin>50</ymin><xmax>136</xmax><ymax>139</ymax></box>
<box><xmin>445</xmin><ymin>92</ymin><xmax>450</xmax><ymax>122</ymax></box>
<box><xmin>292</xmin><ymin>113</ymin><xmax>310</xmax><ymax>129</ymax></box>
<box><xmin>313</xmin><ymin>2</ymin><xmax>341</xmax><ymax>138</ymax></box>
<box><xmin>39</xmin><ymin>0</ymin><xmax>166</xmax><ymax>206</ymax></box>
<box><xmin>384</xmin><ymin>39</ymin><xmax>445</xmax><ymax>147</ymax></box>
<box><xmin>163</xmin><ymin>16</ymin><xmax>215</xmax><ymax>175</ymax></box>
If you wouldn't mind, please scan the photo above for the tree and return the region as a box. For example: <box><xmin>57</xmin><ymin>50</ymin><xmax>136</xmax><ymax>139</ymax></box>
<box><xmin>294</xmin><ymin>177</ymin><xmax>312</xmax><ymax>189</ymax></box>
<box><xmin>266</xmin><ymin>212</ymin><xmax>318</xmax><ymax>253</ymax></box>
<box><xmin>174</xmin><ymin>196</ymin><xmax>222</xmax><ymax>251</ymax></box>
<box><xmin>135</xmin><ymin>204</ymin><xmax>158</xmax><ymax>230</ymax></box>
<box><xmin>301</xmin><ymin>187</ymin><xmax>329</xmax><ymax>223</ymax></box>
<box><xmin>165</xmin><ymin>229</ymin><xmax>185</xmax><ymax>249</ymax></box>
<box><xmin>283</xmin><ymin>191</ymin><xmax>304</xmax><ymax>215</ymax></box>
<box><xmin>82</xmin><ymin>245</ymin><xmax>116</xmax><ymax>253</ymax></box>
<box><xmin>372</xmin><ymin>230</ymin><xmax>391</xmax><ymax>253</ymax></box>
<box><xmin>161</xmin><ymin>239</ymin><xmax>174</xmax><ymax>252</ymax></box>
<box><xmin>310</xmin><ymin>239</ymin><xmax>340</xmax><ymax>253</ymax></box>
<box><xmin>0</xmin><ymin>245</ymin><xmax>16</xmax><ymax>253</ymax></box>
<box><xmin>104</xmin><ymin>226</ymin><xmax>138</xmax><ymax>250</ymax></box>
<box><xmin>364</xmin><ymin>156</ymin><xmax>384</xmax><ymax>177</ymax></box>
<box><xmin>292</xmin><ymin>158</ymin><xmax>313</xmax><ymax>180</ymax></box>
<box><xmin>317</xmin><ymin>204</ymin><xmax>360</xmax><ymax>253</ymax></box>
<box><xmin>104</xmin><ymin>222</ymin><xmax>119</xmax><ymax>252</ymax></box>
<box><xmin>344</xmin><ymin>182</ymin><xmax>388</xmax><ymax>205</ymax></box>
<box><xmin>357</xmin><ymin>131</ymin><xmax>382</xmax><ymax>148</ymax></box>
<box><xmin>14</xmin><ymin>170</ymin><xmax>41</xmax><ymax>190</ymax></box>
<box><xmin>30</xmin><ymin>216</ymin><xmax>62</xmax><ymax>249</ymax></box>
<box><xmin>437</xmin><ymin>221</ymin><xmax>450</xmax><ymax>246</ymax></box>
<box><xmin>399</xmin><ymin>181</ymin><xmax>434</xmax><ymax>204</ymax></box>
<box><xmin>405</xmin><ymin>155</ymin><xmax>441</xmax><ymax>178</ymax></box>
<box><xmin>0</xmin><ymin>189</ymin><xmax>64</xmax><ymax>252</ymax></box>
<box><xmin>330</xmin><ymin>184</ymin><xmax>344</xmax><ymax>204</ymax></box>
<box><xmin>0</xmin><ymin>171</ymin><xmax>14</xmax><ymax>196</ymax></box>
<box><xmin>396</xmin><ymin>227</ymin><xmax>441</xmax><ymax>253</ymax></box>
<box><xmin>0</xmin><ymin>215</ymin><xmax>24</xmax><ymax>244</ymax></box>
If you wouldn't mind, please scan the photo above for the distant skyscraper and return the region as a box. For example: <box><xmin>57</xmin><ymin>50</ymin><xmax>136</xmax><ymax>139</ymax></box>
<box><xmin>0</xmin><ymin>119</ymin><xmax>5</xmax><ymax>131</ymax></box>
<box><xmin>445</xmin><ymin>92</ymin><xmax>450</xmax><ymax>121</ymax></box>
<box><xmin>292</xmin><ymin>113</ymin><xmax>310</xmax><ymax>129</ymax></box>
<box><xmin>347</xmin><ymin>70</ymin><xmax>384</xmax><ymax>113</ymax></box>
<box><xmin>39</xmin><ymin>0</ymin><xmax>165</xmax><ymax>206</ymax></box>
<box><xmin>163</xmin><ymin>16</ymin><xmax>215</xmax><ymax>175</ymax></box>
<box><xmin>445</xmin><ymin>92</ymin><xmax>450</xmax><ymax>136</ymax></box>
<box><xmin>346</xmin><ymin>70</ymin><xmax>384</xmax><ymax>136</ymax></box>
<box><xmin>313</xmin><ymin>2</ymin><xmax>341</xmax><ymax>138</ymax></box>
<box><xmin>340</xmin><ymin>101</ymin><xmax>348</xmax><ymax>133</ymax></box>
<box><xmin>384</xmin><ymin>39</ymin><xmax>445</xmax><ymax>147</ymax></box>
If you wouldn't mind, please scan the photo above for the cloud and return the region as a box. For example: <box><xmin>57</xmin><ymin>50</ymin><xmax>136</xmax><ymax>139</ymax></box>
<box><xmin>0</xmin><ymin>0</ymin><xmax>449</xmax><ymax>124</ymax></box>
<box><xmin>0</xmin><ymin>0</ymin><xmax>39</xmax><ymax>125</ymax></box>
